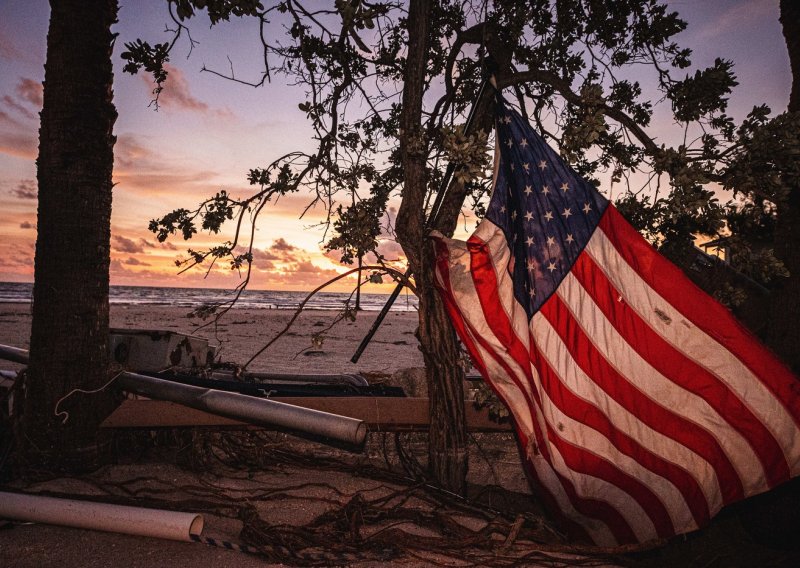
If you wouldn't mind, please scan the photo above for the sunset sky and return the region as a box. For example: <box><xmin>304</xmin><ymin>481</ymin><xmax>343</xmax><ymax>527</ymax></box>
<box><xmin>0</xmin><ymin>0</ymin><xmax>792</xmax><ymax>292</ymax></box>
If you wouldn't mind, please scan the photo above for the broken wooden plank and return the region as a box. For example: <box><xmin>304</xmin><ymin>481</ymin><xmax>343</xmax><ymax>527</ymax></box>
<box><xmin>101</xmin><ymin>397</ymin><xmax>511</xmax><ymax>432</ymax></box>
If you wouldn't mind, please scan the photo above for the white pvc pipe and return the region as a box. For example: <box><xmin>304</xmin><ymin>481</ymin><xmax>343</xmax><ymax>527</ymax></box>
<box><xmin>0</xmin><ymin>491</ymin><xmax>203</xmax><ymax>542</ymax></box>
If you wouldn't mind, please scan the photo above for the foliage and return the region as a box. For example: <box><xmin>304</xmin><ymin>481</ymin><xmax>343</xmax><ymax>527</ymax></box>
<box><xmin>122</xmin><ymin>0</ymin><xmax>780</xmax><ymax>280</ymax></box>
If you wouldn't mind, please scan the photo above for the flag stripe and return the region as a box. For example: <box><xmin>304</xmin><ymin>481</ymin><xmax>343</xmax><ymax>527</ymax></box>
<box><xmin>598</xmin><ymin>207</ymin><xmax>800</xmax><ymax>430</ymax></box>
<box><xmin>528</xmin><ymin>337</ymin><xmax>678</xmax><ymax>540</ymax></box>
<box><xmin>590</xmin><ymin>212</ymin><xmax>800</xmax><ymax>480</ymax></box>
<box><xmin>573</xmin><ymin>240</ymin><xmax>784</xmax><ymax>491</ymax></box>
<box><xmin>556</xmin><ymin>251</ymin><xmax>766</xmax><ymax>493</ymax></box>
<box><xmin>536</xmin><ymin>286</ymin><xmax>732</xmax><ymax>510</ymax></box>
<box><xmin>534</xmin><ymin>298</ymin><xmax>712</xmax><ymax>529</ymax></box>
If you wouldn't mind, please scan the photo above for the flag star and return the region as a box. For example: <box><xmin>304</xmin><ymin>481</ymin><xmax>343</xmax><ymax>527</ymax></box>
<box><xmin>524</xmin><ymin>185</ymin><xmax>533</xmax><ymax>196</ymax></box>
<box><xmin>561</xmin><ymin>182</ymin><xmax>570</xmax><ymax>192</ymax></box>
<box><xmin>525</xmin><ymin>236</ymin><xmax>535</xmax><ymax>246</ymax></box>
<box><xmin>529</xmin><ymin>288</ymin><xmax>536</xmax><ymax>297</ymax></box>
<box><xmin>524</xmin><ymin>210</ymin><xmax>534</xmax><ymax>222</ymax></box>
<box><xmin>519</xmin><ymin>138</ymin><xmax>528</xmax><ymax>148</ymax></box>
<box><xmin>523</xmin><ymin>162</ymin><xmax>530</xmax><ymax>172</ymax></box>
<box><xmin>511</xmin><ymin>210</ymin><xmax>518</xmax><ymax>220</ymax></box>
<box><xmin>566</xmin><ymin>234</ymin><xmax>575</xmax><ymax>244</ymax></box>
<box><xmin>544</xmin><ymin>211</ymin><xmax>554</xmax><ymax>221</ymax></box>
<box><xmin>562</xmin><ymin>208</ymin><xmax>572</xmax><ymax>219</ymax></box>
<box><xmin>510</xmin><ymin>163</ymin><xmax>515</xmax><ymax>171</ymax></box>
<box><xmin>542</xmin><ymin>185</ymin><xmax>550</xmax><ymax>195</ymax></box>
<box><xmin>526</xmin><ymin>258</ymin><xmax>537</xmax><ymax>272</ymax></box>
<box><xmin>538</xmin><ymin>160</ymin><xmax>547</xmax><ymax>170</ymax></box>
<box><xmin>546</xmin><ymin>236</ymin><xmax>556</xmax><ymax>247</ymax></box>
<box><xmin>503</xmin><ymin>115</ymin><xmax>512</xmax><ymax>124</ymax></box>
<box><xmin>499</xmin><ymin>205</ymin><xmax>506</xmax><ymax>214</ymax></box>
<box><xmin>547</xmin><ymin>261</ymin><xmax>557</xmax><ymax>272</ymax></box>
<box><xmin>506</xmin><ymin>138</ymin><xmax>513</xmax><ymax>148</ymax></box>
<box><xmin>583</xmin><ymin>202</ymin><xmax>592</xmax><ymax>214</ymax></box>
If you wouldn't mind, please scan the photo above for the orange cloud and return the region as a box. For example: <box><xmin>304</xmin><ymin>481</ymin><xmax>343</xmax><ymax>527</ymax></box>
<box><xmin>112</xmin><ymin>234</ymin><xmax>145</xmax><ymax>253</ymax></box>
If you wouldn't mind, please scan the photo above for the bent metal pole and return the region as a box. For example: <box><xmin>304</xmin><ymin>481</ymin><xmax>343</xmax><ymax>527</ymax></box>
<box><xmin>117</xmin><ymin>372</ymin><xmax>367</xmax><ymax>446</ymax></box>
<box><xmin>0</xmin><ymin>491</ymin><xmax>203</xmax><ymax>542</ymax></box>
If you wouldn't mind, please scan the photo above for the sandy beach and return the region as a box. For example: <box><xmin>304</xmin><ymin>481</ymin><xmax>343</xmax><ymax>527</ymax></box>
<box><xmin>2</xmin><ymin>303</ymin><xmax>798</xmax><ymax>567</ymax></box>
<box><xmin>0</xmin><ymin>303</ymin><xmax>553</xmax><ymax>567</ymax></box>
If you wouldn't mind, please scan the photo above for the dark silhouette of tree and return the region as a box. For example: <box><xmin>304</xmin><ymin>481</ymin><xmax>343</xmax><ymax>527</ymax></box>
<box><xmin>127</xmin><ymin>0</ymin><xmax>799</xmax><ymax>493</ymax></box>
<box><xmin>16</xmin><ymin>0</ymin><xmax>119</xmax><ymax>473</ymax></box>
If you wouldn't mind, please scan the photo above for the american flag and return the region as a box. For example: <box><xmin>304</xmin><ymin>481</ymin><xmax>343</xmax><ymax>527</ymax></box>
<box><xmin>431</xmin><ymin>93</ymin><xmax>800</xmax><ymax>545</ymax></box>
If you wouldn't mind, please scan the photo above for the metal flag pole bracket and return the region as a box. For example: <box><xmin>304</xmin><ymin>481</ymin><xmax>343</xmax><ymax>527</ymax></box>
<box><xmin>351</xmin><ymin>76</ymin><xmax>493</xmax><ymax>363</ymax></box>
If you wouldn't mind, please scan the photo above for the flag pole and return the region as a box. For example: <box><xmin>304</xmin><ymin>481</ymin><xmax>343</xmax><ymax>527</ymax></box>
<box><xmin>351</xmin><ymin>77</ymin><xmax>492</xmax><ymax>363</ymax></box>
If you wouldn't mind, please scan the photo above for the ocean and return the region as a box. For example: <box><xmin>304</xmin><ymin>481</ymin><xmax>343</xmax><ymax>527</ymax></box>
<box><xmin>0</xmin><ymin>282</ymin><xmax>418</xmax><ymax>312</ymax></box>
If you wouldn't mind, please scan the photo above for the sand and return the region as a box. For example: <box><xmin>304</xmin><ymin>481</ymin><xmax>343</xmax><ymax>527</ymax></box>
<box><xmin>2</xmin><ymin>303</ymin><xmax>798</xmax><ymax>567</ymax></box>
<box><xmin>0</xmin><ymin>303</ymin><xmax>558</xmax><ymax>567</ymax></box>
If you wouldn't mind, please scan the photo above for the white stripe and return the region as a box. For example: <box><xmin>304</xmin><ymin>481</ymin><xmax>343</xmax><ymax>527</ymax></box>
<box><xmin>587</xmin><ymin>227</ymin><xmax>800</xmax><ymax>476</ymax></box>
<box><xmin>557</xmin><ymin>249</ymin><xmax>767</xmax><ymax>493</ymax></box>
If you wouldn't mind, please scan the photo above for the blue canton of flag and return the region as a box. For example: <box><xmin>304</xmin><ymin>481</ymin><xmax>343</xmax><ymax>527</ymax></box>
<box><xmin>486</xmin><ymin>94</ymin><xmax>608</xmax><ymax>317</ymax></box>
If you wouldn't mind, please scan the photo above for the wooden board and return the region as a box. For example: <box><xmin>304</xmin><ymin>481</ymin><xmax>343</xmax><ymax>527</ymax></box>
<box><xmin>101</xmin><ymin>397</ymin><xmax>511</xmax><ymax>432</ymax></box>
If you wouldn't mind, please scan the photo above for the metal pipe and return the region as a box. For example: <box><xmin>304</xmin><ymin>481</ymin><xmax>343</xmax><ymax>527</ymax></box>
<box><xmin>0</xmin><ymin>491</ymin><xmax>203</xmax><ymax>542</ymax></box>
<box><xmin>117</xmin><ymin>372</ymin><xmax>367</xmax><ymax>446</ymax></box>
<box><xmin>0</xmin><ymin>344</ymin><xmax>29</xmax><ymax>365</ymax></box>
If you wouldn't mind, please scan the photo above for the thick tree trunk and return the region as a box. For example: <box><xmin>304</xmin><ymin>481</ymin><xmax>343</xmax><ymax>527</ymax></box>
<box><xmin>16</xmin><ymin>0</ymin><xmax>119</xmax><ymax>473</ymax></box>
<box><xmin>766</xmin><ymin>0</ymin><xmax>800</xmax><ymax>373</ymax></box>
<box><xmin>396</xmin><ymin>0</ymin><xmax>468</xmax><ymax>494</ymax></box>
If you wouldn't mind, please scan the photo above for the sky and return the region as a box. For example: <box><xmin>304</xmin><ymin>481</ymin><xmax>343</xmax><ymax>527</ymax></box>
<box><xmin>0</xmin><ymin>0</ymin><xmax>792</xmax><ymax>292</ymax></box>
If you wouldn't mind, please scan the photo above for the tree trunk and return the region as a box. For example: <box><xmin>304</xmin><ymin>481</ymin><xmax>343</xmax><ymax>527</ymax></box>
<box><xmin>396</xmin><ymin>0</ymin><xmax>468</xmax><ymax>494</ymax></box>
<box><xmin>766</xmin><ymin>0</ymin><xmax>800</xmax><ymax>373</ymax></box>
<box><xmin>16</xmin><ymin>0</ymin><xmax>119</xmax><ymax>473</ymax></box>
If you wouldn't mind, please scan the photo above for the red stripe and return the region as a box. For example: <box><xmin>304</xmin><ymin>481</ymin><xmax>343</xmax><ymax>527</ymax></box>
<box><xmin>599</xmin><ymin>206</ymin><xmax>800</xmax><ymax>424</ymax></box>
<box><xmin>572</xmin><ymin>247</ymin><xmax>789</xmax><ymax>489</ymax></box>
<box><xmin>464</xmin><ymin>234</ymin><xmax>639</xmax><ymax>543</ymax></box>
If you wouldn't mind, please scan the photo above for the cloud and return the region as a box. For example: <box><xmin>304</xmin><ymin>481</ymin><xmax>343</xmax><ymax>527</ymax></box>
<box><xmin>272</xmin><ymin>237</ymin><xmax>297</xmax><ymax>252</ymax></box>
<box><xmin>19</xmin><ymin>221</ymin><xmax>34</xmax><ymax>229</ymax></box>
<box><xmin>112</xmin><ymin>234</ymin><xmax>145</xmax><ymax>253</ymax></box>
<box><xmin>123</xmin><ymin>256</ymin><xmax>150</xmax><ymax>266</ymax></box>
<box><xmin>0</xmin><ymin>78</ymin><xmax>42</xmax><ymax>121</ymax></box>
<box><xmin>10</xmin><ymin>179</ymin><xmax>36</xmax><ymax>199</ymax></box>
<box><xmin>0</xmin><ymin>29</ymin><xmax>35</xmax><ymax>63</ymax></box>
<box><xmin>693</xmin><ymin>0</ymin><xmax>773</xmax><ymax>41</ymax></box>
<box><xmin>0</xmin><ymin>130</ymin><xmax>37</xmax><ymax>159</ymax></box>
<box><xmin>250</xmin><ymin>247</ymin><xmax>280</xmax><ymax>261</ymax></box>
<box><xmin>16</xmin><ymin>78</ymin><xmax>43</xmax><ymax>107</ymax></box>
<box><xmin>141</xmin><ymin>64</ymin><xmax>233</xmax><ymax>117</ymax></box>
